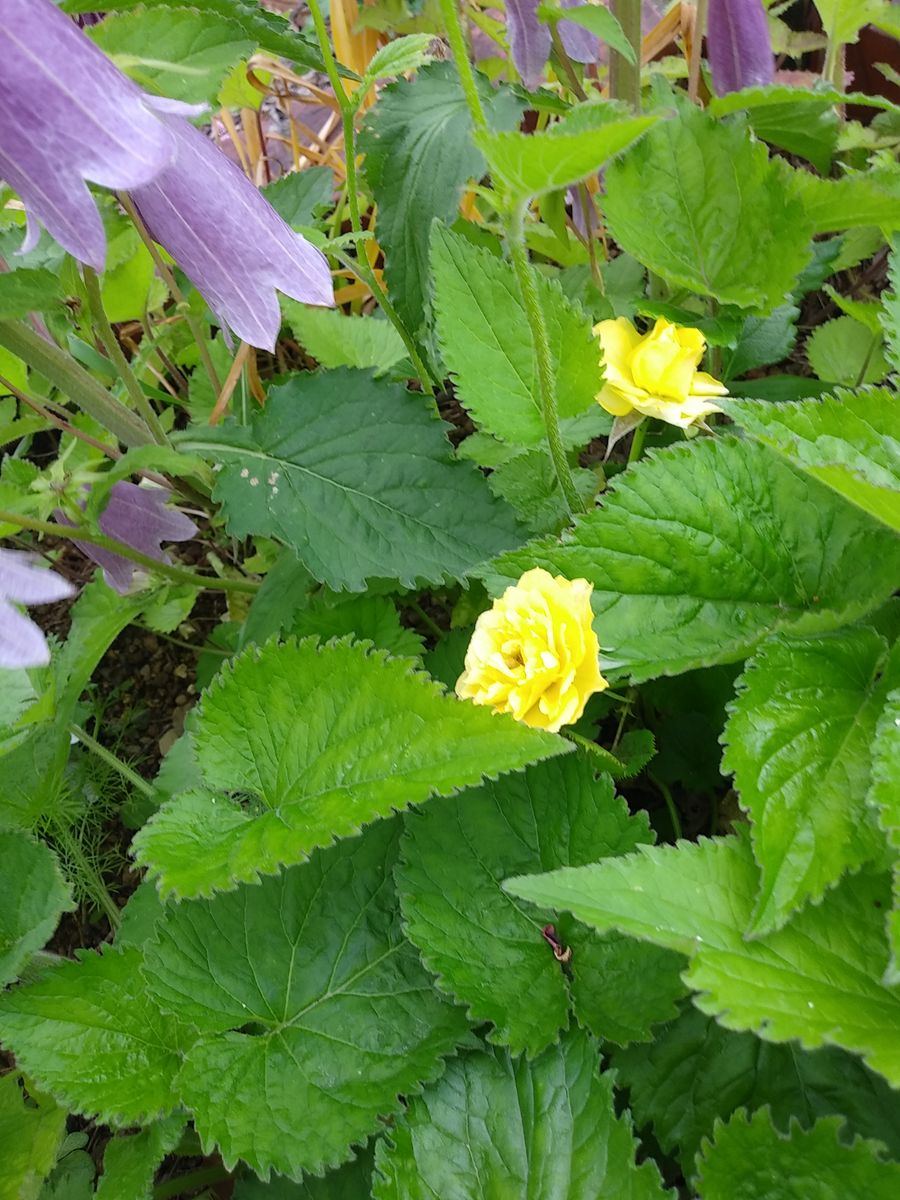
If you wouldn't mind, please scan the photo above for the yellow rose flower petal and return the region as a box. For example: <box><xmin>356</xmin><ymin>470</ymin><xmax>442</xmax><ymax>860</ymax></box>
<box><xmin>594</xmin><ymin>316</ymin><xmax>728</xmax><ymax>430</ymax></box>
<box><xmin>455</xmin><ymin>568</ymin><xmax>608</xmax><ymax>733</ymax></box>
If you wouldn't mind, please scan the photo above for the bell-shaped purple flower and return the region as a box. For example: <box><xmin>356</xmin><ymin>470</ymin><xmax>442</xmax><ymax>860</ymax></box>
<box><xmin>506</xmin><ymin>0</ymin><xmax>598</xmax><ymax>91</ymax></box>
<box><xmin>57</xmin><ymin>481</ymin><xmax>198</xmax><ymax>596</ymax></box>
<box><xmin>0</xmin><ymin>0</ymin><xmax>191</xmax><ymax>270</ymax></box>
<box><xmin>707</xmin><ymin>0</ymin><xmax>775</xmax><ymax>96</ymax></box>
<box><xmin>0</xmin><ymin>549</ymin><xmax>74</xmax><ymax>669</ymax></box>
<box><xmin>129</xmin><ymin>117</ymin><xmax>334</xmax><ymax>351</ymax></box>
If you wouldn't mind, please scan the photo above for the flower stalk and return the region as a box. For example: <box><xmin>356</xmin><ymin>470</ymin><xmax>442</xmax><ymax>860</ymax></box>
<box><xmin>609</xmin><ymin>0</ymin><xmax>642</xmax><ymax>111</ymax></box>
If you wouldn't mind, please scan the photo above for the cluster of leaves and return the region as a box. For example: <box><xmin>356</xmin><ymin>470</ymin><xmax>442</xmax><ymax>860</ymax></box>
<box><xmin>1</xmin><ymin>0</ymin><xmax>900</xmax><ymax>1197</ymax></box>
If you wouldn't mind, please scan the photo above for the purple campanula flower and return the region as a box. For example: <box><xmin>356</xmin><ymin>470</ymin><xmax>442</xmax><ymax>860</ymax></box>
<box><xmin>0</xmin><ymin>0</ymin><xmax>194</xmax><ymax>270</ymax></box>
<box><xmin>57</xmin><ymin>481</ymin><xmax>198</xmax><ymax>596</ymax></box>
<box><xmin>506</xmin><ymin>0</ymin><xmax>598</xmax><ymax>90</ymax></box>
<box><xmin>0</xmin><ymin>549</ymin><xmax>74</xmax><ymax>669</ymax></box>
<box><xmin>129</xmin><ymin>116</ymin><xmax>334</xmax><ymax>351</ymax></box>
<box><xmin>707</xmin><ymin>0</ymin><xmax>774</xmax><ymax>96</ymax></box>
<box><xmin>558</xmin><ymin>0</ymin><xmax>600</xmax><ymax>65</ymax></box>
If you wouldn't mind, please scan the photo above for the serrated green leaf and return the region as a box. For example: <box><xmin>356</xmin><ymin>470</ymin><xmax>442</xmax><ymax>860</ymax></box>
<box><xmin>143</xmin><ymin>820</ymin><xmax>467</xmax><ymax>1180</ymax></box>
<box><xmin>374</xmin><ymin>1032</ymin><xmax>672</xmax><ymax>1200</ymax></box>
<box><xmin>807</xmin><ymin>315</ymin><xmax>889</xmax><ymax>385</ymax></box>
<box><xmin>882</xmin><ymin>239</ymin><xmax>899</xmax><ymax>372</ymax></box>
<box><xmin>0</xmin><ymin>830</ymin><xmax>73</xmax><ymax>987</ymax></box>
<box><xmin>475</xmin><ymin>111</ymin><xmax>657</xmax><ymax>201</ymax></box>
<box><xmin>397</xmin><ymin>756</ymin><xmax>684</xmax><ymax>1056</ymax></box>
<box><xmin>504</xmin><ymin>831</ymin><xmax>900</xmax><ymax>1085</ymax></box>
<box><xmin>868</xmin><ymin>686</ymin><xmax>900</xmax><ymax>982</ymax></box>
<box><xmin>0</xmin><ymin>1074</ymin><xmax>67</xmax><ymax>1200</ymax></box>
<box><xmin>603</xmin><ymin>107</ymin><xmax>812</xmax><ymax>312</ymax></box>
<box><xmin>815</xmin><ymin>0</ymin><xmax>887</xmax><ymax>45</ymax></box>
<box><xmin>185</xmin><ymin>369</ymin><xmax>525</xmax><ymax>591</ymax></box>
<box><xmin>359</xmin><ymin>62</ymin><xmax>523</xmax><ymax>332</ymax></box>
<box><xmin>133</xmin><ymin>637</ymin><xmax>567</xmax><ymax>898</ymax></box>
<box><xmin>720</xmin><ymin>304</ymin><xmax>800</xmax><ymax>380</ymax></box>
<box><xmin>430</xmin><ymin>224</ymin><xmax>606</xmax><ymax>448</ymax></box>
<box><xmin>484</xmin><ymin>437</ymin><xmax>900</xmax><ymax>683</ymax></box>
<box><xmin>95</xmin><ymin>1115</ymin><xmax>185</xmax><ymax>1200</ymax></box>
<box><xmin>289</xmin><ymin>592</ymin><xmax>424</xmax><ymax>658</ymax></box>
<box><xmin>0</xmin><ymin>947</ymin><xmax>191</xmax><ymax>1124</ymax></box>
<box><xmin>488</xmin><ymin>448</ymin><xmax>599</xmax><ymax>533</ymax></box>
<box><xmin>611</xmin><ymin>1004</ymin><xmax>900</xmax><ymax>1171</ymax></box>
<box><xmin>722</xmin><ymin>630</ymin><xmax>896</xmax><ymax>935</ymax></box>
<box><xmin>791</xmin><ymin>170</ymin><xmax>900</xmax><ymax>234</ymax></box>
<box><xmin>262</xmin><ymin>168</ymin><xmax>334</xmax><ymax>229</ymax></box>
<box><xmin>233</xmin><ymin>1146</ymin><xmax>375</xmax><ymax>1198</ymax></box>
<box><xmin>89</xmin><ymin>7</ymin><xmax>254</xmax><ymax>104</ymax></box>
<box><xmin>726</xmin><ymin>389</ymin><xmax>900</xmax><ymax>532</ymax></box>
<box><xmin>363</xmin><ymin>34</ymin><xmax>434</xmax><ymax>81</ymax></box>
<box><xmin>0</xmin><ymin>269</ymin><xmax>62</xmax><ymax>319</ymax></box>
<box><xmin>281</xmin><ymin>304</ymin><xmax>406</xmax><ymax>375</ymax></box>
<box><xmin>694</xmin><ymin>1108</ymin><xmax>900</xmax><ymax>1200</ymax></box>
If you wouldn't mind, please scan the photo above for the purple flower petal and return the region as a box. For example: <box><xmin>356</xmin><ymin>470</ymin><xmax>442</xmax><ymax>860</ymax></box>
<box><xmin>0</xmin><ymin>548</ymin><xmax>74</xmax><ymax>669</ymax></box>
<box><xmin>559</xmin><ymin>0</ymin><xmax>600</xmax><ymax>64</ymax></box>
<box><xmin>507</xmin><ymin>0</ymin><xmax>552</xmax><ymax>91</ymax></box>
<box><xmin>0</xmin><ymin>0</ymin><xmax>183</xmax><ymax>269</ymax></box>
<box><xmin>129</xmin><ymin>117</ymin><xmax>334</xmax><ymax>351</ymax></box>
<box><xmin>707</xmin><ymin>0</ymin><xmax>774</xmax><ymax>96</ymax></box>
<box><xmin>58</xmin><ymin>481</ymin><xmax>198</xmax><ymax>595</ymax></box>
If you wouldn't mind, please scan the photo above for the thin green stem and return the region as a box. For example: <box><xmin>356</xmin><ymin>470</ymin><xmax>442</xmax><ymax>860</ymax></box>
<box><xmin>409</xmin><ymin>598</ymin><xmax>444</xmax><ymax>641</ymax></box>
<box><xmin>69</xmin><ymin>723</ymin><xmax>155</xmax><ymax>799</ymax></box>
<box><xmin>649</xmin><ymin>771</ymin><xmax>682</xmax><ymax>840</ymax></box>
<box><xmin>609</xmin><ymin>0</ymin><xmax>642</xmax><ymax>111</ymax></box>
<box><xmin>82</xmin><ymin>268</ymin><xmax>171</xmax><ymax>447</ymax></box>
<box><xmin>687</xmin><ymin>0</ymin><xmax>708</xmax><ymax>103</ymax></box>
<box><xmin>627</xmin><ymin>419</ymin><xmax>647</xmax><ymax>464</ymax></box>
<box><xmin>822</xmin><ymin>36</ymin><xmax>842</xmax><ymax>89</ymax></box>
<box><xmin>550</xmin><ymin>24</ymin><xmax>588</xmax><ymax>101</ymax></box>
<box><xmin>0</xmin><ymin>509</ymin><xmax>260</xmax><ymax>594</ymax></box>
<box><xmin>438</xmin><ymin>0</ymin><xmax>488</xmax><ymax>130</ymax></box>
<box><xmin>507</xmin><ymin>208</ymin><xmax>583</xmax><ymax>517</ymax></box>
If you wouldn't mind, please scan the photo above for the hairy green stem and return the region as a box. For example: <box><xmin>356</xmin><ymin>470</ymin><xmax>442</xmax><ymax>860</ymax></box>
<box><xmin>609</xmin><ymin>0</ymin><xmax>642</xmax><ymax>110</ymax></box>
<box><xmin>0</xmin><ymin>319</ymin><xmax>152</xmax><ymax>447</ymax></box>
<box><xmin>438</xmin><ymin>0</ymin><xmax>488</xmax><ymax>130</ymax></box>
<box><xmin>0</xmin><ymin>509</ymin><xmax>260</xmax><ymax>594</ymax></box>
<box><xmin>69</xmin><ymin>723</ymin><xmax>156</xmax><ymax>799</ymax></box>
<box><xmin>82</xmin><ymin>268</ymin><xmax>171</xmax><ymax>447</ymax></box>
<box><xmin>306</xmin><ymin>0</ymin><xmax>436</xmax><ymax>396</ymax></box>
<box><xmin>507</xmin><ymin>208</ymin><xmax>583</xmax><ymax>516</ymax></box>
<box><xmin>822</xmin><ymin>35</ymin><xmax>843</xmax><ymax>89</ymax></box>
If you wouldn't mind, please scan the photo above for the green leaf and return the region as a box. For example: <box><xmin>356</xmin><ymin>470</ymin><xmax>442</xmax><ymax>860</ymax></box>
<box><xmin>374</xmin><ymin>1032</ymin><xmax>672</xmax><ymax>1200</ymax></box>
<box><xmin>0</xmin><ymin>830</ymin><xmax>73</xmax><ymax>987</ymax></box>
<box><xmin>541</xmin><ymin>4</ymin><xmax>636</xmax><ymax>63</ymax></box>
<box><xmin>489</xmin><ymin>448</ymin><xmax>599</xmax><ymax>534</ymax></box>
<box><xmin>0</xmin><ymin>947</ymin><xmax>191</xmax><ymax>1124</ymax></box>
<box><xmin>359</xmin><ymin>62</ymin><xmax>523</xmax><ymax>332</ymax></box>
<box><xmin>281</xmin><ymin>304</ymin><xmax>406</xmax><ymax>375</ymax></box>
<box><xmin>397</xmin><ymin>756</ymin><xmax>684</xmax><ymax>1056</ymax></box>
<box><xmin>143</xmin><ymin>819</ymin><xmax>467</xmax><ymax>1180</ymax></box>
<box><xmin>38</xmin><ymin>1140</ymin><xmax>95</xmax><ymax>1200</ymax></box>
<box><xmin>234</xmin><ymin>1147</ymin><xmax>375</xmax><ymax>1198</ymax></box>
<box><xmin>0</xmin><ymin>1074</ymin><xmax>67</xmax><ymax>1200</ymax></box>
<box><xmin>694</xmin><ymin>1109</ymin><xmax>900</xmax><ymax>1200</ymax></box>
<box><xmin>185</xmin><ymin>369</ymin><xmax>525</xmax><ymax>591</ymax></box>
<box><xmin>133</xmin><ymin>636</ymin><xmax>567</xmax><ymax>898</ymax></box>
<box><xmin>0</xmin><ymin>269</ymin><xmax>62</xmax><ymax>319</ymax></box>
<box><xmin>483</xmin><ymin>437</ymin><xmax>900</xmax><ymax>683</ymax></box>
<box><xmin>504</xmin><ymin>831</ymin><xmax>900</xmax><ymax>1085</ymax></box>
<box><xmin>475</xmin><ymin>110</ymin><xmax>657</xmax><ymax>201</ymax></box>
<box><xmin>95</xmin><ymin>1115</ymin><xmax>185</xmax><ymax>1200</ymax></box>
<box><xmin>815</xmin><ymin>0</ymin><xmax>887</xmax><ymax>45</ymax></box>
<box><xmin>290</xmin><ymin>592</ymin><xmax>424</xmax><ymax>658</ymax></box>
<box><xmin>261</xmin><ymin>168</ymin><xmax>334</xmax><ymax>229</ymax></box>
<box><xmin>791</xmin><ymin>170</ymin><xmax>900</xmax><ymax>235</ymax></box>
<box><xmin>611</xmin><ymin>1004</ymin><xmax>900</xmax><ymax>1171</ymax></box>
<box><xmin>720</xmin><ymin>304</ymin><xmax>800</xmax><ymax>380</ymax></box>
<box><xmin>603</xmin><ymin>107</ymin><xmax>812</xmax><ymax>311</ymax></box>
<box><xmin>363</xmin><ymin>34</ymin><xmax>434</xmax><ymax>81</ymax></box>
<box><xmin>807</xmin><ymin>315</ymin><xmax>888</xmax><ymax>385</ymax></box>
<box><xmin>89</xmin><ymin>8</ymin><xmax>255</xmax><ymax>104</ymax></box>
<box><xmin>868</xmin><ymin>687</ymin><xmax>900</xmax><ymax>982</ymax></box>
<box><xmin>722</xmin><ymin>630</ymin><xmax>896</xmax><ymax>934</ymax></box>
<box><xmin>726</xmin><ymin>389</ymin><xmax>900</xmax><ymax>533</ymax></box>
<box><xmin>431</xmin><ymin>225</ymin><xmax>604</xmax><ymax>448</ymax></box>
<box><xmin>882</xmin><ymin>239</ymin><xmax>900</xmax><ymax>372</ymax></box>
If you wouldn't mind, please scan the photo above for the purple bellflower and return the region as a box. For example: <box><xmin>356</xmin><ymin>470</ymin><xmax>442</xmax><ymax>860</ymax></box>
<box><xmin>57</xmin><ymin>481</ymin><xmax>197</xmax><ymax>596</ymax></box>
<box><xmin>0</xmin><ymin>549</ymin><xmax>74</xmax><ymax>669</ymax></box>
<box><xmin>707</xmin><ymin>0</ymin><xmax>775</xmax><ymax>96</ymax></box>
<box><xmin>129</xmin><ymin>116</ymin><xmax>334</xmax><ymax>351</ymax></box>
<box><xmin>0</xmin><ymin>0</ymin><xmax>196</xmax><ymax>270</ymax></box>
<box><xmin>506</xmin><ymin>0</ymin><xmax>599</xmax><ymax>91</ymax></box>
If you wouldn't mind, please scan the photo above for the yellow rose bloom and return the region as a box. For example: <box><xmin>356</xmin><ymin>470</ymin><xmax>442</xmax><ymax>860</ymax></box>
<box><xmin>455</xmin><ymin>568</ymin><xmax>608</xmax><ymax>733</ymax></box>
<box><xmin>594</xmin><ymin>316</ymin><xmax>728</xmax><ymax>429</ymax></box>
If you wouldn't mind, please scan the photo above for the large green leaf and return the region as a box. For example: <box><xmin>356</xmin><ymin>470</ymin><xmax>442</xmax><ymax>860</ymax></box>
<box><xmin>0</xmin><ymin>269</ymin><xmax>62</xmax><ymax>319</ymax></box>
<box><xmin>0</xmin><ymin>1074</ymin><xmax>67</xmax><ymax>1200</ymax></box>
<box><xmin>95</xmin><ymin>1116</ymin><xmax>185</xmax><ymax>1200</ymax></box>
<box><xmin>133</xmin><ymin>637</ymin><xmax>567</xmax><ymax>898</ymax></box>
<box><xmin>184</xmin><ymin>369</ymin><xmax>525</xmax><ymax>591</ymax></box>
<box><xmin>603</xmin><ymin>107</ymin><xmax>811</xmax><ymax>311</ymax></box>
<box><xmin>90</xmin><ymin>8</ymin><xmax>254</xmax><ymax>103</ymax></box>
<box><xmin>484</xmin><ymin>437</ymin><xmax>900</xmax><ymax>682</ymax></box>
<box><xmin>694</xmin><ymin>1109</ymin><xmax>900</xmax><ymax>1200</ymax></box>
<box><xmin>143</xmin><ymin>820</ymin><xmax>468</xmax><ymax>1181</ymax></box>
<box><xmin>791</xmin><ymin>170</ymin><xmax>900</xmax><ymax>234</ymax></box>
<box><xmin>359</xmin><ymin>62</ymin><xmax>522</xmax><ymax>332</ymax></box>
<box><xmin>397</xmin><ymin>755</ymin><xmax>685</xmax><ymax>1056</ymax></box>
<box><xmin>281</xmin><ymin>304</ymin><xmax>406</xmax><ymax>376</ymax></box>
<box><xmin>726</xmin><ymin>389</ymin><xmax>900</xmax><ymax>532</ymax></box>
<box><xmin>373</xmin><ymin>1032</ymin><xmax>672</xmax><ymax>1200</ymax></box>
<box><xmin>611</xmin><ymin>1004</ymin><xmax>900</xmax><ymax>1170</ymax></box>
<box><xmin>883</xmin><ymin>239</ymin><xmax>900</xmax><ymax>372</ymax></box>
<box><xmin>504</xmin><ymin>832</ymin><xmax>900</xmax><ymax>1085</ymax></box>
<box><xmin>722</xmin><ymin>630</ymin><xmax>896</xmax><ymax>935</ymax></box>
<box><xmin>431</xmin><ymin>224</ymin><xmax>605</xmax><ymax>448</ymax></box>
<box><xmin>0</xmin><ymin>830</ymin><xmax>73</xmax><ymax>987</ymax></box>
<box><xmin>0</xmin><ymin>947</ymin><xmax>191</xmax><ymax>1125</ymax></box>
<box><xmin>869</xmin><ymin>686</ymin><xmax>900</xmax><ymax>982</ymax></box>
